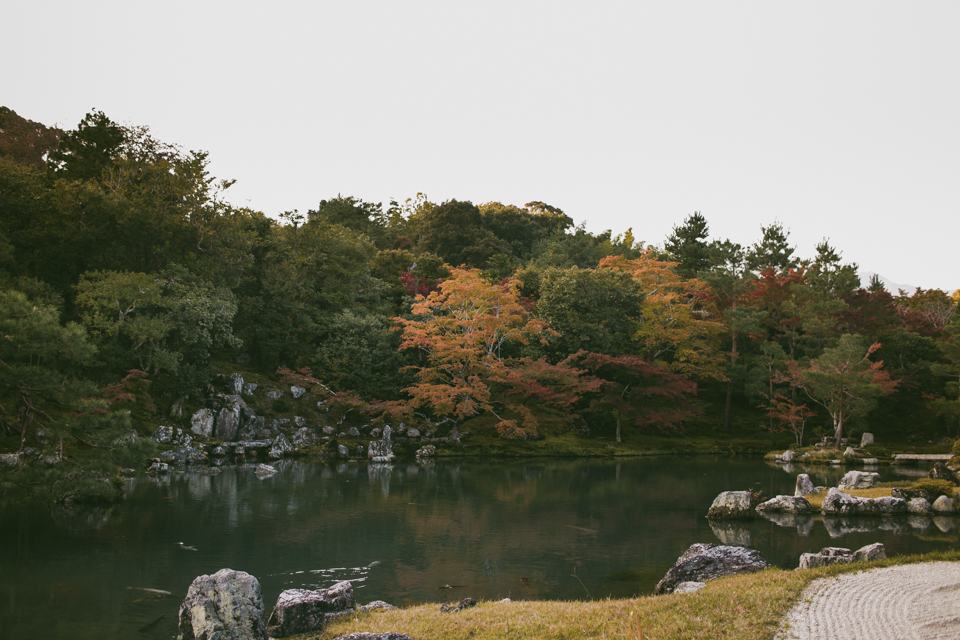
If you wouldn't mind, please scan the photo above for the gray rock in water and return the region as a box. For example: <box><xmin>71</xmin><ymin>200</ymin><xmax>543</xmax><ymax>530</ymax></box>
<box><xmin>706</xmin><ymin>491</ymin><xmax>756</xmax><ymax>519</ymax></box>
<box><xmin>821</xmin><ymin>488</ymin><xmax>881</xmax><ymax>516</ymax></box>
<box><xmin>178</xmin><ymin>568</ymin><xmax>266</xmax><ymax>640</ymax></box>
<box><xmin>290</xmin><ymin>386</ymin><xmax>306</xmax><ymax>399</ymax></box>
<box><xmin>216</xmin><ymin>406</ymin><xmax>241</xmax><ymax>442</ymax></box>
<box><xmin>191</xmin><ymin>409</ymin><xmax>215</xmax><ymax>438</ymax></box>
<box><xmin>930</xmin><ymin>462</ymin><xmax>960</xmax><ymax>485</ymax></box>
<box><xmin>781</xmin><ymin>449</ymin><xmax>794</xmax><ymax>462</ymax></box>
<box><xmin>795</xmin><ymin>474</ymin><xmax>816</xmax><ymax>497</ymax></box>
<box><xmin>266</xmin><ymin>581</ymin><xmax>355</xmax><ymax>638</ymax></box>
<box><xmin>147</xmin><ymin>460</ymin><xmax>169</xmax><ymax>474</ymax></box>
<box><xmin>932</xmin><ymin>495</ymin><xmax>956</xmax><ymax>513</ymax></box>
<box><xmin>756</xmin><ymin>495</ymin><xmax>814</xmax><ymax>514</ymax></box>
<box><xmin>231</xmin><ymin>373</ymin><xmax>244</xmax><ymax>395</ymax></box>
<box><xmin>338</xmin><ymin>445</ymin><xmax>350</xmax><ymax>456</ymax></box>
<box><xmin>838</xmin><ymin>470</ymin><xmax>880</xmax><ymax>491</ymax></box>
<box><xmin>798</xmin><ymin>547</ymin><xmax>854</xmax><ymax>569</ymax></box>
<box><xmin>255</xmin><ymin>464</ymin><xmax>277</xmax><ymax>475</ymax></box>
<box><xmin>159</xmin><ymin>445</ymin><xmax>207</xmax><ymax>466</ymax></box>
<box><xmin>152</xmin><ymin>426</ymin><xmax>175</xmax><ymax>444</ymax></box>
<box><xmin>268</xmin><ymin>433</ymin><xmax>294</xmax><ymax>460</ymax></box>
<box><xmin>292</xmin><ymin>427</ymin><xmax>318</xmax><ymax>447</ymax></box>
<box><xmin>907</xmin><ymin>497</ymin><xmax>933</xmax><ymax>514</ymax></box>
<box><xmin>860</xmin><ymin>432</ymin><xmax>874</xmax><ymax>447</ymax></box>
<box><xmin>854</xmin><ymin>542</ymin><xmax>886</xmax><ymax>562</ymax></box>
<box><xmin>673</xmin><ymin>581</ymin><xmax>707</xmax><ymax>594</ymax></box>
<box><xmin>243</xmin><ymin>382</ymin><xmax>258</xmax><ymax>394</ymax></box>
<box><xmin>873</xmin><ymin>496</ymin><xmax>907</xmax><ymax>514</ymax></box>
<box><xmin>416</xmin><ymin>445</ymin><xmax>436</xmax><ymax>460</ymax></box>
<box><xmin>653</xmin><ymin>544</ymin><xmax>769</xmax><ymax>594</ymax></box>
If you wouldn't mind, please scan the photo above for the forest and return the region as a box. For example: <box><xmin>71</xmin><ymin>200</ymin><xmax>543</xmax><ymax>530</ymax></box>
<box><xmin>1</xmin><ymin>106</ymin><xmax>959</xmax><ymax>502</ymax></box>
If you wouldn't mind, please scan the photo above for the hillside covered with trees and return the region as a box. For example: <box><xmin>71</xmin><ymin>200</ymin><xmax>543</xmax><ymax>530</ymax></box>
<box><xmin>2</xmin><ymin>107</ymin><xmax>959</xmax><ymax>502</ymax></box>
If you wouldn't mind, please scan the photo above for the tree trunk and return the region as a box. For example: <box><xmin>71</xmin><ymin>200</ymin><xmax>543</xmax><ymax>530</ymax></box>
<box><xmin>615</xmin><ymin>410</ymin><xmax>622</xmax><ymax>443</ymax></box>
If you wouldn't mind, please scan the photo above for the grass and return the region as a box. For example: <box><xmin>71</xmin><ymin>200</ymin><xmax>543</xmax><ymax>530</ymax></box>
<box><xmin>299</xmin><ymin>551</ymin><xmax>960</xmax><ymax>640</ymax></box>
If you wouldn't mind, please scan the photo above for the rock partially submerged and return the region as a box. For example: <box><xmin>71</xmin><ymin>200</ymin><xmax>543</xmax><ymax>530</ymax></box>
<box><xmin>821</xmin><ymin>488</ymin><xmax>906</xmax><ymax>515</ymax></box>
<box><xmin>756</xmin><ymin>495</ymin><xmax>814</xmax><ymax>514</ymax></box>
<box><xmin>653</xmin><ymin>544</ymin><xmax>769</xmax><ymax>595</ymax></box>
<box><xmin>178</xmin><ymin>568</ymin><xmax>265</xmax><ymax>640</ymax></box>
<box><xmin>795</xmin><ymin>474</ymin><xmax>816</xmax><ymax>497</ymax></box>
<box><xmin>266</xmin><ymin>581</ymin><xmax>355</xmax><ymax>638</ymax></box>
<box><xmin>706</xmin><ymin>491</ymin><xmax>756</xmax><ymax>519</ymax></box>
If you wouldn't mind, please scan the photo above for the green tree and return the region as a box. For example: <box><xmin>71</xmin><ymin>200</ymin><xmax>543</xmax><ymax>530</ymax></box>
<box><xmin>745</xmin><ymin>222</ymin><xmax>798</xmax><ymax>275</ymax></box>
<box><xmin>416</xmin><ymin>199</ymin><xmax>506</xmax><ymax>267</ymax></box>
<box><xmin>664</xmin><ymin>212</ymin><xmax>710</xmax><ymax>278</ymax></box>
<box><xmin>47</xmin><ymin>109</ymin><xmax>125</xmax><ymax>182</ymax></box>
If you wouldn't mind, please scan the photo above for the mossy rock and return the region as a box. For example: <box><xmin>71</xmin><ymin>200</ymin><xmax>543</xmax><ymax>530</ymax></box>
<box><xmin>906</xmin><ymin>479</ymin><xmax>956</xmax><ymax>501</ymax></box>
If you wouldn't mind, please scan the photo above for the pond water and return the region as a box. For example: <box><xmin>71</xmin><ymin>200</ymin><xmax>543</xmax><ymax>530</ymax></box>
<box><xmin>1</xmin><ymin>456</ymin><xmax>956</xmax><ymax>639</ymax></box>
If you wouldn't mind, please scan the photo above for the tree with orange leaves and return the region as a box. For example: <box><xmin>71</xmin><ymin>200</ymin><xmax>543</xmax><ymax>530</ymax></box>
<box><xmin>396</xmin><ymin>268</ymin><xmax>585</xmax><ymax>440</ymax></box>
<box><xmin>780</xmin><ymin>334</ymin><xmax>898</xmax><ymax>448</ymax></box>
<box><xmin>599</xmin><ymin>252</ymin><xmax>726</xmax><ymax>383</ymax></box>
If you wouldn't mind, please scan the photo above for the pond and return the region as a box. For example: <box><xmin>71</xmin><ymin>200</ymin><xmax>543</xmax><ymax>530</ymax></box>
<box><xmin>1</xmin><ymin>456</ymin><xmax>956</xmax><ymax>639</ymax></box>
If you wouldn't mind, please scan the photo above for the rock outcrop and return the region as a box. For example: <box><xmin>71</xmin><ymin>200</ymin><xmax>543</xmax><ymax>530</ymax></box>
<box><xmin>653</xmin><ymin>544</ymin><xmax>769</xmax><ymax>595</ymax></box>
<box><xmin>798</xmin><ymin>543</ymin><xmax>886</xmax><ymax>569</ymax></box>
<box><xmin>178</xmin><ymin>568</ymin><xmax>266</xmax><ymax>640</ymax></box>
<box><xmin>838</xmin><ymin>470</ymin><xmax>880</xmax><ymax>491</ymax></box>
<box><xmin>191</xmin><ymin>409</ymin><xmax>215</xmax><ymax>438</ymax></box>
<box><xmin>795</xmin><ymin>474</ymin><xmax>816</xmax><ymax>497</ymax></box>
<box><xmin>756</xmin><ymin>495</ymin><xmax>814</xmax><ymax>514</ymax></box>
<box><xmin>266</xmin><ymin>581</ymin><xmax>355</xmax><ymax>638</ymax></box>
<box><xmin>821</xmin><ymin>488</ymin><xmax>906</xmax><ymax>515</ymax></box>
<box><xmin>930</xmin><ymin>462</ymin><xmax>960</xmax><ymax>485</ymax></box>
<box><xmin>706</xmin><ymin>491</ymin><xmax>756</xmax><ymax>519</ymax></box>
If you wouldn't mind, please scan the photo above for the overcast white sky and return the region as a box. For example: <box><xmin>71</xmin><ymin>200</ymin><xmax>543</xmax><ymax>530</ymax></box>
<box><xmin>5</xmin><ymin>1</ymin><xmax>958</xmax><ymax>290</ymax></box>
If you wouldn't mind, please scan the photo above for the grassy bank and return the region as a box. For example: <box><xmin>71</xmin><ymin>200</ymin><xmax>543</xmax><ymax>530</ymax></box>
<box><xmin>307</xmin><ymin>551</ymin><xmax>960</xmax><ymax>640</ymax></box>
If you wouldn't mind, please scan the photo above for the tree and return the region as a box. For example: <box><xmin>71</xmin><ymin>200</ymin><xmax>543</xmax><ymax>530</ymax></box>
<box><xmin>47</xmin><ymin>109</ymin><xmax>125</xmax><ymax>182</ymax></box>
<box><xmin>927</xmin><ymin>314</ymin><xmax>960</xmax><ymax>436</ymax></box>
<box><xmin>782</xmin><ymin>334</ymin><xmax>898</xmax><ymax>448</ymax></box>
<box><xmin>664</xmin><ymin>212</ymin><xmax>710</xmax><ymax>278</ymax></box>
<box><xmin>745</xmin><ymin>222</ymin><xmax>797</xmax><ymax>275</ymax></box>
<box><xmin>758</xmin><ymin>392</ymin><xmax>814</xmax><ymax>446</ymax></box>
<box><xmin>0</xmin><ymin>106</ymin><xmax>62</xmax><ymax>169</ymax></box>
<box><xmin>576</xmin><ymin>352</ymin><xmax>699</xmax><ymax>443</ymax></box>
<box><xmin>415</xmin><ymin>199</ymin><xmax>506</xmax><ymax>267</ymax></box>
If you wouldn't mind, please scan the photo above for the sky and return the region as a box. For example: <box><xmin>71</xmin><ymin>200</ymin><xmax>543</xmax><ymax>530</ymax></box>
<box><xmin>4</xmin><ymin>1</ymin><xmax>958</xmax><ymax>291</ymax></box>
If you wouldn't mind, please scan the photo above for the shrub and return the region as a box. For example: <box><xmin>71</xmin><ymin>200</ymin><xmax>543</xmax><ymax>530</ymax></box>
<box><xmin>272</xmin><ymin>398</ymin><xmax>290</xmax><ymax>413</ymax></box>
<box><xmin>953</xmin><ymin>439</ymin><xmax>960</xmax><ymax>456</ymax></box>
<box><xmin>907</xmin><ymin>479</ymin><xmax>956</xmax><ymax>500</ymax></box>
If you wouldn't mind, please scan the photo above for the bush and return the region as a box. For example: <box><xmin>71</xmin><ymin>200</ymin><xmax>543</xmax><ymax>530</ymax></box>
<box><xmin>907</xmin><ymin>479</ymin><xmax>956</xmax><ymax>501</ymax></box>
<box><xmin>953</xmin><ymin>439</ymin><xmax>960</xmax><ymax>456</ymax></box>
<box><xmin>272</xmin><ymin>398</ymin><xmax>290</xmax><ymax>413</ymax></box>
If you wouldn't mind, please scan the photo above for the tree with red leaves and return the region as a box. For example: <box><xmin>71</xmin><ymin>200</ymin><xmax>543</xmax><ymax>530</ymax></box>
<box><xmin>575</xmin><ymin>352</ymin><xmax>700</xmax><ymax>443</ymax></box>
<box><xmin>758</xmin><ymin>392</ymin><xmax>814</xmax><ymax>446</ymax></box>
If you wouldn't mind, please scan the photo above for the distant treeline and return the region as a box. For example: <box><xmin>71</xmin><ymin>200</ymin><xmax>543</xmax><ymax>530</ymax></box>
<box><xmin>1</xmin><ymin>106</ymin><xmax>958</xmax><ymax>450</ymax></box>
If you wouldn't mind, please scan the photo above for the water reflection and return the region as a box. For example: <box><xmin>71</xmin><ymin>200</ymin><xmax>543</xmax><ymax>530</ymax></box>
<box><xmin>1</xmin><ymin>456</ymin><xmax>957</xmax><ymax>640</ymax></box>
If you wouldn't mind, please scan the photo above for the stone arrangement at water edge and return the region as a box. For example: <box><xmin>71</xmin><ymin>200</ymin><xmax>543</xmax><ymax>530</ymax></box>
<box><xmin>798</xmin><ymin>543</ymin><xmax>886</xmax><ymax>569</ymax></box>
<box><xmin>706</xmin><ymin>491</ymin><xmax>758</xmax><ymax>519</ymax></box>
<box><xmin>653</xmin><ymin>543</ymin><xmax>769</xmax><ymax>594</ymax></box>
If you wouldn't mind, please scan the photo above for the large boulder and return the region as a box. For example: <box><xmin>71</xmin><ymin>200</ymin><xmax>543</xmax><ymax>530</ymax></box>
<box><xmin>268</xmin><ymin>433</ymin><xmax>294</xmax><ymax>460</ymax></box>
<box><xmin>178</xmin><ymin>568</ymin><xmax>265</xmax><ymax>640</ymax></box>
<box><xmin>230</xmin><ymin>373</ymin><xmax>244</xmax><ymax>395</ymax></box>
<box><xmin>795</xmin><ymin>474</ymin><xmax>816</xmax><ymax>497</ymax></box>
<box><xmin>932</xmin><ymin>495</ymin><xmax>956</xmax><ymax>514</ymax></box>
<box><xmin>838</xmin><ymin>470</ymin><xmax>880</xmax><ymax>490</ymax></box>
<box><xmin>798</xmin><ymin>547</ymin><xmax>854</xmax><ymax>569</ymax></box>
<box><xmin>907</xmin><ymin>497</ymin><xmax>933</xmax><ymax>514</ymax></box>
<box><xmin>266</xmin><ymin>581</ymin><xmax>355</xmax><ymax>638</ymax></box>
<box><xmin>821</xmin><ymin>488</ymin><xmax>881</xmax><ymax>515</ymax></box>
<box><xmin>216</xmin><ymin>406</ymin><xmax>241</xmax><ymax>442</ymax></box>
<box><xmin>152</xmin><ymin>426</ymin><xmax>175</xmax><ymax>444</ymax></box>
<box><xmin>290</xmin><ymin>386</ymin><xmax>307</xmax><ymax>399</ymax></box>
<box><xmin>292</xmin><ymin>427</ymin><xmax>318</xmax><ymax>447</ymax></box>
<box><xmin>191</xmin><ymin>409</ymin><xmax>215</xmax><ymax>438</ymax></box>
<box><xmin>860</xmin><ymin>432</ymin><xmax>874</xmax><ymax>447</ymax></box>
<box><xmin>706</xmin><ymin>491</ymin><xmax>756</xmax><ymax>519</ymax></box>
<box><xmin>755</xmin><ymin>495</ymin><xmax>814</xmax><ymax>514</ymax></box>
<box><xmin>652</xmin><ymin>544</ymin><xmax>769</xmax><ymax>595</ymax></box>
<box><xmin>930</xmin><ymin>462</ymin><xmax>960</xmax><ymax>485</ymax></box>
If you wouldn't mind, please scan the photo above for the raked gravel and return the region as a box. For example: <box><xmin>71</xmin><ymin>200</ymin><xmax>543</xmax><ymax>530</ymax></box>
<box><xmin>778</xmin><ymin>562</ymin><xmax>960</xmax><ymax>640</ymax></box>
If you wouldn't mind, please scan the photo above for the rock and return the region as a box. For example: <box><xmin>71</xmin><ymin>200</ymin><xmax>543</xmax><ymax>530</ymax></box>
<box><xmin>0</xmin><ymin>452</ymin><xmax>20</xmax><ymax>466</ymax></box>
<box><xmin>861</xmin><ymin>458</ymin><xmax>879</xmax><ymax>465</ymax></box>
<box><xmin>159</xmin><ymin>445</ymin><xmax>207</xmax><ymax>466</ymax></box>
<box><xmin>33</xmin><ymin>427</ymin><xmax>48</xmax><ymax>445</ymax></box>
<box><xmin>873</xmin><ymin>496</ymin><xmax>907</xmax><ymax>514</ymax></box>
<box><xmin>795</xmin><ymin>474</ymin><xmax>816</xmax><ymax>497</ymax></box>
<box><xmin>231</xmin><ymin>373</ymin><xmax>244</xmax><ymax>395</ymax></box>
<box><xmin>368</xmin><ymin>425</ymin><xmax>395</xmax><ymax>463</ymax></box>
<box><xmin>843</xmin><ymin>446</ymin><xmax>857</xmax><ymax>459</ymax></box>
<box><xmin>348</xmin><ymin>427</ymin><xmax>361</xmax><ymax>437</ymax></box>
<box><xmin>673</xmin><ymin>582</ymin><xmax>707</xmax><ymax>594</ymax></box>
<box><xmin>216</xmin><ymin>406</ymin><xmax>241</xmax><ymax>442</ymax></box>
<box><xmin>821</xmin><ymin>488</ymin><xmax>881</xmax><ymax>516</ymax></box>
<box><xmin>781</xmin><ymin>449</ymin><xmax>794</xmax><ymax>462</ymax></box>
<box><xmin>830</xmin><ymin>459</ymin><xmax>842</xmax><ymax>465</ymax></box>
<box><xmin>147</xmin><ymin>460</ymin><xmax>169</xmax><ymax>474</ymax></box>
<box><xmin>356</xmin><ymin>601</ymin><xmax>397</xmax><ymax>612</ymax></box>
<box><xmin>930</xmin><ymin>462</ymin><xmax>960</xmax><ymax>485</ymax></box>
<box><xmin>191</xmin><ymin>409</ymin><xmax>215</xmax><ymax>438</ymax></box>
<box><xmin>406</xmin><ymin>428</ymin><xmax>421</xmax><ymax>438</ymax></box>
<box><xmin>653</xmin><ymin>544</ymin><xmax>769</xmax><ymax>594</ymax></box>
<box><xmin>266</xmin><ymin>581</ymin><xmax>355</xmax><ymax>637</ymax></box>
<box><xmin>243</xmin><ymin>382</ymin><xmax>258</xmax><ymax>395</ymax></box>
<box><xmin>293</xmin><ymin>416</ymin><xmax>307</xmax><ymax>428</ymax></box>
<box><xmin>266</xmin><ymin>390</ymin><xmax>283</xmax><ymax>400</ymax></box>
<box><xmin>932</xmin><ymin>495</ymin><xmax>956</xmax><ymax>513</ymax></box>
<box><xmin>268</xmin><ymin>433</ymin><xmax>294</xmax><ymax>460</ymax></box>
<box><xmin>854</xmin><ymin>542</ymin><xmax>886</xmax><ymax>562</ymax></box>
<box><xmin>756</xmin><ymin>495</ymin><xmax>814</xmax><ymax>514</ymax></box>
<box><xmin>416</xmin><ymin>445</ymin><xmax>436</xmax><ymax>460</ymax></box>
<box><xmin>907</xmin><ymin>497</ymin><xmax>933</xmax><ymax>514</ymax></box>
<box><xmin>861</xmin><ymin>432</ymin><xmax>874</xmax><ymax>447</ymax></box>
<box><xmin>292</xmin><ymin>427</ymin><xmax>318</xmax><ymax>447</ymax></box>
<box><xmin>332</xmin><ymin>634</ymin><xmax>412</xmax><ymax>640</ymax></box>
<box><xmin>338</xmin><ymin>445</ymin><xmax>350</xmax><ymax>456</ymax></box>
<box><xmin>838</xmin><ymin>470</ymin><xmax>880</xmax><ymax>490</ymax></box>
<box><xmin>440</xmin><ymin>597</ymin><xmax>476</xmax><ymax>613</ymax></box>
<box><xmin>255</xmin><ymin>464</ymin><xmax>277</xmax><ymax>475</ymax></box>
<box><xmin>290</xmin><ymin>386</ymin><xmax>306</xmax><ymax>399</ymax></box>
<box><xmin>892</xmin><ymin>487</ymin><xmax>942</xmax><ymax>503</ymax></box>
<box><xmin>798</xmin><ymin>547</ymin><xmax>854</xmax><ymax>569</ymax></box>
<box><xmin>236</xmin><ymin>352</ymin><xmax>251</xmax><ymax>365</ymax></box>
<box><xmin>322</xmin><ymin>426</ymin><xmax>336</xmax><ymax>436</ymax></box>
<box><xmin>178</xmin><ymin>568</ymin><xmax>266</xmax><ymax>640</ymax></box>
<box><xmin>152</xmin><ymin>426</ymin><xmax>175</xmax><ymax>444</ymax></box>
<box><xmin>240</xmin><ymin>416</ymin><xmax>266</xmax><ymax>440</ymax></box>
<box><xmin>706</xmin><ymin>491</ymin><xmax>756</xmax><ymax>519</ymax></box>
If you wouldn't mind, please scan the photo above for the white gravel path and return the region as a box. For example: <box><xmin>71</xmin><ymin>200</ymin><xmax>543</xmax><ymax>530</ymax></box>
<box><xmin>778</xmin><ymin>562</ymin><xmax>960</xmax><ymax>640</ymax></box>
